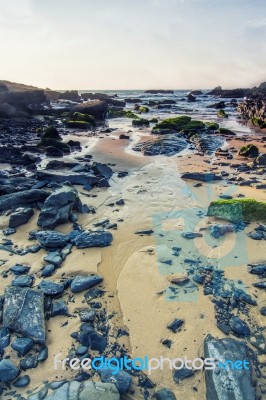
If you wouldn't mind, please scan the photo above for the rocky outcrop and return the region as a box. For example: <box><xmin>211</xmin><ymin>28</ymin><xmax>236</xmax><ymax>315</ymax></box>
<box><xmin>204</xmin><ymin>335</ymin><xmax>256</xmax><ymax>400</ymax></box>
<box><xmin>9</xmin><ymin>207</ymin><xmax>34</xmax><ymax>228</ymax></box>
<box><xmin>3</xmin><ymin>286</ymin><xmax>46</xmax><ymax>344</ymax></box>
<box><xmin>81</xmin><ymin>92</ymin><xmax>125</xmax><ymax>107</ymax></box>
<box><xmin>41</xmin><ymin>381</ymin><xmax>120</xmax><ymax>400</ymax></box>
<box><xmin>237</xmin><ymin>98</ymin><xmax>266</xmax><ymax>128</ymax></box>
<box><xmin>70</xmin><ymin>100</ymin><xmax>108</xmax><ymax>120</ymax></box>
<box><xmin>133</xmin><ymin>135</ymin><xmax>187</xmax><ymax>156</ymax></box>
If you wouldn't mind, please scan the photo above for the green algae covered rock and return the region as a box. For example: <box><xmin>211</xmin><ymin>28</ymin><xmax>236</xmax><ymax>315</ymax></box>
<box><xmin>132</xmin><ymin>118</ymin><xmax>150</xmax><ymax>127</ymax></box>
<box><xmin>239</xmin><ymin>144</ymin><xmax>259</xmax><ymax>158</ymax></box>
<box><xmin>217</xmin><ymin>109</ymin><xmax>228</xmax><ymax>118</ymax></box>
<box><xmin>108</xmin><ymin>109</ymin><xmax>139</xmax><ymax>119</ymax></box>
<box><xmin>207</xmin><ymin>198</ymin><xmax>266</xmax><ymax>222</ymax></box>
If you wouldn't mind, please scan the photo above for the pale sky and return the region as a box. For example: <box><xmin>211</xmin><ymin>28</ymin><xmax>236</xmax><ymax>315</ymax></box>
<box><xmin>0</xmin><ymin>0</ymin><xmax>265</xmax><ymax>90</ymax></box>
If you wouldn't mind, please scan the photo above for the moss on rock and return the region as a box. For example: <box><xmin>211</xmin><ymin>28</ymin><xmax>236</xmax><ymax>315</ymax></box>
<box><xmin>66</xmin><ymin>120</ymin><xmax>92</xmax><ymax>129</ymax></box>
<box><xmin>217</xmin><ymin>110</ymin><xmax>228</xmax><ymax>118</ymax></box>
<box><xmin>72</xmin><ymin>112</ymin><xmax>96</xmax><ymax>125</ymax></box>
<box><xmin>218</xmin><ymin>127</ymin><xmax>235</xmax><ymax>135</ymax></box>
<box><xmin>132</xmin><ymin>118</ymin><xmax>150</xmax><ymax>127</ymax></box>
<box><xmin>38</xmin><ymin>138</ymin><xmax>70</xmax><ymax>153</ymax></box>
<box><xmin>205</xmin><ymin>122</ymin><xmax>219</xmax><ymax>131</ymax></box>
<box><xmin>249</xmin><ymin>117</ymin><xmax>266</xmax><ymax>129</ymax></box>
<box><xmin>108</xmin><ymin>109</ymin><xmax>139</xmax><ymax>119</ymax></box>
<box><xmin>207</xmin><ymin>198</ymin><xmax>266</xmax><ymax>222</ymax></box>
<box><xmin>239</xmin><ymin>144</ymin><xmax>259</xmax><ymax>158</ymax></box>
<box><xmin>42</xmin><ymin>126</ymin><xmax>61</xmax><ymax>141</ymax></box>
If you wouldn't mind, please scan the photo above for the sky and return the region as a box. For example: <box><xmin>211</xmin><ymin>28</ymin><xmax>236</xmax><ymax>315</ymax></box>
<box><xmin>0</xmin><ymin>0</ymin><xmax>265</xmax><ymax>90</ymax></box>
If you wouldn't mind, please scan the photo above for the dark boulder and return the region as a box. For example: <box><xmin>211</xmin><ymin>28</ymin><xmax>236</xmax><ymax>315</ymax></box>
<box><xmin>0</xmin><ymin>189</ymin><xmax>49</xmax><ymax>211</ymax></box>
<box><xmin>173</xmin><ymin>367</ymin><xmax>194</xmax><ymax>383</ymax></box>
<box><xmin>3</xmin><ymin>286</ymin><xmax>46</xmax><ymax>344</ymax></box>
<box><xmin>11</xmin><ymin>338</ymin><xmax>34</xmax><ymax>356</ymax></box>
<box><xmin>75</xmin><ymin>231</ymin><xmax>113</xmax><ymax>248</ymax></box>
<box><xmin>37</xmin><ymin>185</ymin><xmax>80</xmax><ymax>229</ymax></box>
<box><xmin>99</xmin><ymin>369</ymin><xmax>132</xmax><ymax>394</ymax></box>
<box><xmin>181</xmin><ymin>172</ymin><xmax>222</xmax><ymax>182</ymax></box>
<box><xmin>35</xmin><ymin>231</ymin><xmax>71</xmax><ymax>249</ymax></box>
<box><xmin>70</xmin><ymin>100</ymin><xmax>108</xmax><ymax>120</ymax></box>
<box><xmin>38</xmin><ymin>280</ymin><xmax>65</xmax><ymax>296</ymax></box>
<box><xmin>12</xmin><ymin>275</ymin><xmax>34</xmax><ymax>288</ymax></box>
<box><xmin>45</xmin><ymin>146</ymin><xmax>64</xmax><ymax>157</ymax></box>
<box><xmin>36</xmin><ymin>170</ymin><xmax>98</xmax><ymax>186</ymax></box>
<box><xmin>204</xmin><ymin>334</ymin><xmax>256</xmax><ymax>400</ymax></box>
<box><xmin>0</xmin><ymin>359</ymin><xmax>20</xmax><ymax>382</ymax></box>
<box><xmin>9</xmin><ymin>207</ymin><xmax>34</xmax><ymax>228</ymax></box>
<box><xmin>70</xmin><ymin>274</ymin><xmax>103</xmax><ymax>293</ymax></box>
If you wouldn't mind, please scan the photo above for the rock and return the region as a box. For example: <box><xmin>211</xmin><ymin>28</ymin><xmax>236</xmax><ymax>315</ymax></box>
<box><xmin>41</xmin><ymin>381</ymin><xmax>120</xmax><ymax>400</ymax></box>
<box><xmin>38</xmin><ymin>185</ymin><xmax>80</xmax><ymax>229</ymax></box>
<box><xmin>187</xmin><ymin>93</ymin><xmax>196</xmax><ymax>102</ymax></box>
<box><xmin>70</xmin><ymin>274</ymin><xmax>103</xmax><ymax>293</ymax></box>
<box><xmin>248</xmin><ymin>264</ymin><xmax>266</xmax><ymax>275</ymax></box>
<box><xmin>255</xmin><ymin>153</ymin><xmax>266</xmax><ymax>166</ymax></box>
<box><xmin>20</xmin><ymin>355</ymin><xmax>38</xmax><ymax>370</ymax></box>
<box><xmin>41</xmin><ymin>264</ymin><xmax>56</xmax><ymax>277</ymax></box>
<box><xmin>38</xmin><ymin>346</ymin><xmax>48</xmax><ymax>362</ymax></box>
<box><xmin>10</xmin><ymin>264</ymin><xmax>30</xmax><ymax>275</ymax></box>
<box><xmin>204</xmin><ymin>334</ymin><xmax>256</xmax><ymax>400</ymax></box>
<box><xmin>9</xmin><ymin>207</ymin><xmax>34</xmax><ymax>228</ymax></box>
<box><xmin>229</xmin><ymin>316</ymin><xmax>250</xmax><ymax>336</ymax></box>
<box><xmin>145</xmin><ymin>90</ymin><xmax>174</xmax><ymax>94</ymax></box>
<box><xmin>173</xmin><ymin>367</ymin><xmax>194</xmax><ymax>383</ymax></box>
<box><xmin>38</xmin><ymin>280</ymin><xmax>65</xmax><ymax>296</ymax></box>
<box><xmin>92</xmin><ymin>162</ymin><xmax>113</xmax><ymax>180</ymax></box>
<box><xmin>70</xmin><ymin>100</ymin><xmax>108</xmax><ymax>120</ymax></box>
<box><xmin>167</xmin><ymin>319</ymin><xmax>184</xmax><ymax>333</ymax></box>
<box><xmin>207</xmin><ymin>199</ymin><xmax>266</xmax><ymax>222</ymax></box>
<box><xmin>239</xmin><ymin>144</ymin><xmax>259</xmax><ymax>158</ymax></box>
<box><xmin>132</xmin><ymin>118</ymin><xmax>150</xmax><ymax>127</ymax></box>
<box><xmin>0</xmin><ymin>327</ymin><xmax>11</xmax><ymax>349</ymax></box>
<box><xmin>155</xmin><ymin>388</ymin><xmax>177</xmax><ymax>400</ymax></box>
<box><xmin>51</xmin><ymin>300</ymin><xmax>68</xmax><ymax>317</ymax></box>
<box><xmin>0</xmin><ymin>359</ymin><xmax>20</xmax><ymax>382</ymax></box>
<box><xmin>99</xmin><ymin>369</ymin><xmax>132</xmax><ymax>394</ymax></box>
<box><xmin>134</xmin><ymin>229</ymin><xmax>154</xmax><ymax>235</ymax></box>
<box><xmin>253</xmin><ymin>281</ymin><xmax>266</xmax><ymax>289</ymax></box>
<box><xmin>260</xmin><ymin>306</ymin><xmax>266</xmax><ymax>316</ymax></box>
<box><xmin>36</xmin><ymin>170</ymin><xmax>98</xmax><ymax>186</ymax></box>
<box><xmin>209</xmin><ymin>224</ymin><xmax>235</xmax><ymax>238</ymax></box>
<box><xmin>181</xmin><ymin>232</ymin><xmax>203</xmax><ymax>239</ymax></box>
<box><xmin>3</xmin><ymin>286</ymin><xmax>45</xmax><ymax>344</ymax></box>
<box><xmin>181</xmin><ymin>172</ymin><xmax>222</xmax><ymax>182</ymax></box>
<box><xmin>11</xmin><ymin>338</ymin><xmax>34</xmax><ymax>356</ymax></box>
<box><xmin>79</xmin><ymin>309</ymin><xmax>96</xmax><ymax>322</ymax></box>
<box><xmin>75</xmin><ymin>230</ymin><xmax>113</xmax><ymax>248</ymax></box>
<box><xmin>45</xmin><ymin>146</ymin><xmax>64</xmax><ymax>157</ymax></box>
<box><xmin>44</xmin><ymin>251</ymin><xmax>62</xmax><ymax>267</ymax></box>
<box><xmin>0</xmin><ymin>189</ymin><xmax>49</xmax><ymax>211</ymax></box>
<box><xmin>13</xmin><ymin>375</ymin><xmax>30</xmax><ymax>387</ymax></box>
<box><xmin>35</xmin><ymin>231</ymin><xmax>70</xmax><ymax>249</ymax></box>
<box><xmin>133</xmin><ymin>134</ymin><xmax>187</xmax><ymax>156</ymax></box>
<box><xmin>12</xmin><ymin>275</ymin><xmax>34</xmax><ymax>288</ymax></box>
<box><xmin>119</xmin><ymin>134</ymin><xmax>130</xmax><ymax>139</ymax></box>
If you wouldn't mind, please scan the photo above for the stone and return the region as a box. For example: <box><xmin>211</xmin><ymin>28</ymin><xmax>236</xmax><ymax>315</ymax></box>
<box><xmin>41</xmin><ymin>264</ymin><xmax>56</xmax><ymax>277</ymax></box>
<box><xmin>181</xmin><ymin>172</ymin><xmax>222</xmax><ymax>182</ymax></box>
<box><xmin>12</xmin><ymin>275</ymin><xmax>34</xmax><ymax>288</ymax></box>
<box><xmin>35</xmin><ymin>231</ymin><xmax>70</xmax><ymax>249</ymax></box>
<box><xmin>11</xmin><ymin>338</ymin><xmax>34</xmax><ymax>356</ymax></box>
<box><xmin>70</xmin><ymin>274</ymin><xmax>103</xmax><ymax>293</ymax></box>
<box><xmin>181</xmin><ymin>232</ymin><xmax>203</xmax><ymax>239</ymax></box>
<box><xmin>44</xmin><ymin>251</ymin><xmax>62</xmax><ymax>267</ymax></box>
<box><xmin>99</xmin><ymin>369</ymin><xmax>132</xmax><ymax>394</ymax></box>
<box><xmin>36</xmin><ymin>170</ymin><xmax>98</xmax><ymax>186</ymax></box>
<box><xmin>9</xmin><ymin>207</ymin><xmax>34</xmax><ymax>228</ymax></box>
<box><xmin>10</xmin><ymin>264</ymin><xmax>30</xmax><ymax>275</ymax></box>
<box><xmin>229</xmin><ymin>316</ymin><xmax>250</xmax><ymax>336</ymax></box>
<box><xmin>204</xmin><ymin>334</ymin><xmax>256</xmax><ymax>400</ymax></box>
<box><xmin>3</xmin><ymin>286</ymin><xmax>45</xmax><ymax>344</ymax></box>
<box><xmin>38</xmin><ymin>280</ymin><xmax>65</xmax><ymax>296</ymax></box>
<box><xmin>167</xmin><ymin>319</ymin><xmax>184</xmax><ymax>333</ymax></box>
<box><xmin>71</xmin><ymin>100</ymin><xmax>108</xmax><ymax>120</ymax></box>
<box><xmin>38</xmin><ymin>185</ymin><xmax>80</xmax><ymax>229</ymax></box>
<box><xmin>0</xmin><ymin>189</ymin><xmax>49</xmax><ymax>211</ymax></box>
<box><xmin>155</xmin><ymin>388</ymin><xmax>177</xmax><ymax>400</ymax></box>
<box><xmin>42</xmin><ymin>381</ymin><xmax>120</xmax><ymax>400</ymax></box>
<box><xmin>92</xmin><ymin>162</ymin><xmax>113</xmax><ymax>180</ymax></box>
<box><xmin>51</xmin><ymin>300</ymin><xmax>68</xmax><ymax>317</ymax></box>
<box><xmin>75</xmin><ymin>230</ymin><xmax>113</xmax><ymax>248</ymax></box>
<box><xmin>209</xmin><ymin>224</ymin><xmax>235</xmax><ymax>238</ymax></box>
<box><xmin>0</xmin><ymin>327</ymin><xmax>10</xmax><ymax>349</ymax></box>
<box><xmin>20</xmin><ymin>355</ymin><xmax>38</xmax><ymax>370</ymax></box>
<box><xmin>0</xmin><ymin>359</ymin><xmax>20</xmax><ymax>382</ymax></box>
<box><xmin>13</xmin><ymin>375</ymin><xmax>30</xmax><ymax>387</ymax></box>
<box><xmin>173</xmin><ymin>367</ymin><xmax>194</xmax><ymax>383</ymax></box>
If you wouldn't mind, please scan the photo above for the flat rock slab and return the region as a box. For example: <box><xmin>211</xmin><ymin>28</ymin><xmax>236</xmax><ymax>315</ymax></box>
<box><xmin>3</xmin><ymin>286</ymin><xmax>45</xmax><ymax>345</ymax></box>
<box><xmin>41</xmin><ymin>381</ymin><xmax>120</xmax><ymax>400</ymax></box>
<box><xmin>36</xmin><ymin>170</ymin><xmax>98</xmax><ymax>186</ymax></box>
<box><xmin>181</xmin><ymin>172</ymin><xmax>222</xmax><ymax>182</ymax></box>
<box><xmin>0</xmin><ymin>189</ymin><xmax>49</xmax><ymax>211</ymax></box>
<box><xmin>204</xmin><ymin>334</ymin><xmax>256</xmax><ymax>400</ymax></box>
